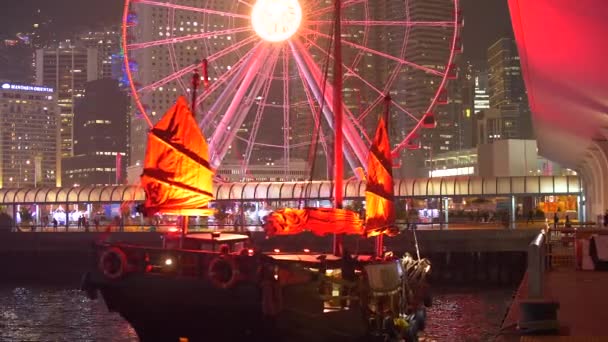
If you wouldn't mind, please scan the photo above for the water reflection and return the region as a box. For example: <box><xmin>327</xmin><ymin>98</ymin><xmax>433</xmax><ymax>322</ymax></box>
<box><xmin>0</xmin><ymin>287</ymin><xmax>138</xmax><ymax>342</ymax></box>
<box><xmin>421</xmin><ymin>286</ymin><xmax>515</xmax><ymax>342</ymax></box>
<box><xmin>0</xmin><ymin>286</ymin><xmax>513</xmax><ymax>341</ymax></box>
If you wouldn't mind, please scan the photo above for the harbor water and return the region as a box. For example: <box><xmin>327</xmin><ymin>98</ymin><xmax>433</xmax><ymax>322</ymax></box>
<box><xmin>0</xmin><ymin>285</ymin><xmax>515</xmax><ymax>342</ymax></box>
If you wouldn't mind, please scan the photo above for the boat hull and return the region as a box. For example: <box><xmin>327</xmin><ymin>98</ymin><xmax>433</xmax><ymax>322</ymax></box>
<box><xmin>86</xmin><ymin>271</ymin><xmax>369</xmax><ymax>342</ymax></box>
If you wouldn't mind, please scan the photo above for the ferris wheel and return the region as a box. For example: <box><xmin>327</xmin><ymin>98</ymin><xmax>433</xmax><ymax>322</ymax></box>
<box><xmin>122</xmin><ymin>0</ymin><xmax>460</xmax><ymax>176</ymax></box>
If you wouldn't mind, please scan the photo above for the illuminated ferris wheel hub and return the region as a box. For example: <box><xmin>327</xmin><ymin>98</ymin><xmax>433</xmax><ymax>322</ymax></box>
<box><xmin>251</xmin><ymin>0</ymin><xmax>302</xmax><ymax>42</ymax></box>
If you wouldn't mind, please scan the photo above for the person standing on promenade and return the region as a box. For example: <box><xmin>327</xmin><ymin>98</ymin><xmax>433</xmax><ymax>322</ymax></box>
<box><xmin>553</xmin><ymin>212</ymin><xmax>559</xmax><ymax>229</ymax></box>
<box><xmin>527</xmin><ymin>210</ymin><xmax>534</xmax><ymax>225</ymax></box>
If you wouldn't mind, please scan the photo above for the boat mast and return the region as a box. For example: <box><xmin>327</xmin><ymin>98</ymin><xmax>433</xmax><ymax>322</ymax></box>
<box><xmin>332</xmin><ymin>0</ymin><xmax>344</xmax><ymax>256</ymax></box>
<box><xmin>180</xmin><ymin>59</ymin><xmax>207</xmax><ymax>247</ymax></box>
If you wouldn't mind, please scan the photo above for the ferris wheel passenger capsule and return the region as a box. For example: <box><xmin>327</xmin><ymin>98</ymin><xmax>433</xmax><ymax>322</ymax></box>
<box><xmin>422</xmin><ymin>113</ymin><xmax>437</xmax><ymax>129</ymax></box>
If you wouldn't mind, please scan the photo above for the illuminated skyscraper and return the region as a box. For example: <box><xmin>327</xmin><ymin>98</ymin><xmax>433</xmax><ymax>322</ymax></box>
<box><xmin>0</xmin><ymin>82</ymin><xmax>60</xmax><ymax>187</ymax></box>
<box><xmin>35</xmin><ymin>41</ymin><xmax>98</xmax><ymax>157</ymax></box>
<box><xmin>63</xmin><ymin>79</ymin><xmax>128</xmax><ymax>186</ymax></box>
<box><xmin>474</xmin><ymin>72</ymin><xmax>490</xmax><ymax>114</ymax></box>
<box><xmin>486</xmin><ymin>37</ymin><xmax>533</xmax><ymax>140</ymax></box>
<box><xmin>77</xmin><ymin>27</ymin><xmax>122</xmax><ymax>80</ymax></box>
<box><xmin>394</xmin><ymin>0</ymin><xmax>460</xmax><ymax>177</ymax></box>
<box><xmin>487</xmin><ymin>37</ymin><xmax>526</xmax><ymax>108</ymax></box>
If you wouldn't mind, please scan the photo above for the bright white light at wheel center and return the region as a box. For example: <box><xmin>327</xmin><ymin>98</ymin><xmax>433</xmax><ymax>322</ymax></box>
<box><xmin>251</xmin><ymin>0</ymin><xmax>302</xmax><ymax>42</ymax></box>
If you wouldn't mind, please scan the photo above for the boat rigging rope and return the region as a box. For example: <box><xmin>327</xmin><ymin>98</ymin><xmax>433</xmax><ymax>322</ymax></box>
<box><xmin>412</xmin><ymin>229</ymin><xmax>421</xmax><ymax>261</ymax></box>
<box><xmin>300</xmin><ymin>11</ymin><xmax>336</xmax><ymax>208</ymax></box>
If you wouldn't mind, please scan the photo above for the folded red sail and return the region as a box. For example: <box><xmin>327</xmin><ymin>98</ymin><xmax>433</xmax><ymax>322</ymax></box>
<box><xmin>365</xmin><ymin>116</ymin><xmax>397</xmax><ymax>237</ymax></box>
<box><xmin>140</xmin><ymin>96</ymin><xmax>215</xmax><ymax>216</ymax></box>
<box><xmin>265</xmin><ymin>207</ymin><xmax>364</xmax><ymax>237</ymax></box>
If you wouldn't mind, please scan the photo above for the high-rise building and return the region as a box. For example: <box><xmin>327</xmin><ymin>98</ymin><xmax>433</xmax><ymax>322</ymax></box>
<box><xmin>63</xmin><ymin>79</ymin><xmax>128</xmax><ymax>186</ymax></box>
<box><xmin>473</xmin><ymin>72</ymin><xmax>490</xmax><ymax>114</ymax></box>
<box><xmin>393</xmin><ymin>0</ymin><xmax>459</xmax><ymax>178</ymax></box>
<box><xmin>0</xmin><ymin>82</ymin><xmax>60</xmax><ymax>188</ymax></box>
<box><xmin>0</xmin><ymin>39</ymin><xmax>33</xmax><ymax>83</ymax></box>
<box><xmin>487</xmin><ymin>37</ymin><xmax>526</xmax><ymax>108</ymax></box>
<box><xmin>486</xmin><ymin>37</ymin><xmax>533</xmax><ymax>140</ymax></box>
<box><xmin>476</xmin><ymin>103</ymin><xmax>532</xmax><ymax>145</ymax></box>
<box><xmin>35</xmin><ymin>41</ymin><xmax>98</xmax><ymax>157</ymax></box>
<box><xmin>77</xmin><ymin>27</ymin><xmax>121</xmax><ymax>80</ymax></box>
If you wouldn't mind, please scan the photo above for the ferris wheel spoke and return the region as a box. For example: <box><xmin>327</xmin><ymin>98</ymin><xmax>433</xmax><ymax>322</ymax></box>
<box><xmin>306</xmin><ymin>20</ymin><xmax>454</xmax><ymax>27</ymax></box>
<box><xmin>308</xmin><ymin>0</ymin><xmax>365</xmax><ymax>18</ymax></box>
<box><xmin>391</xmin><ymin>119</ymin><xmax>427</xmax><ymax>157</ymax></box>
<box><xmin>237</xmin><ymin>0</ymin><xmax>253</xmax><ymax>8</ymax></box>
<box><xmin>132</xmin><ymin>0</ymin><xmax>249</xmax><ymax>19</ymax></box>
<box><xmin>198</xmin><ymin>42</ymin><xmax>263</xmax><ymax>129</ymax></box>
<box><xmin>127</xmin><ymin>27</ymin><xmax>251</xmax><ymax>50</ymax></box>
<box><xmin>138</xmin><ymin>35</ymin><xmax>256</xmax><ymax>95</ymax></box>
<box><xmin>282</xmin><ymin>46</ymin><xmax>290</xmax><ymax>172</ymax></box>
<box><xmin>138</xmin><ymin>64</ymin><xmax>197</xmax><ymax>93</ymax></box>
<box><xmin>242</xmin><ymin>49</ymin><xmax>280</xmax><ymax>171</ymax></box>
<box><xmin>303</xmin><ymin>35</ymin><xmax>419</xmax><ymax>123</ymax></box>
<box><xmin>290</xmin><ymin>40</ymin><xmax>367</xmax><ymax>171</ymax></box>
<box><xmin>209</xmin><ymin>45</ymin><xmax>273</xmax><ymax>167</ymax></box>
<box><xmin>302</xmin><ymin>28</ymin><xmax>445</xmax><ymax>78</ymax></box>
<box><xmin>295</xmin><ymin>57</ymin><xmax>330</xmax><ymax>171</ymax></box>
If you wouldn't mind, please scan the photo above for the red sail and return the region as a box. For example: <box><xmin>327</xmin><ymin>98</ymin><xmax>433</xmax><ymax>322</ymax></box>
<box><xmin>140</xmin><ymin>96</ymin><xmax>215</xmax><ymax>216</ymax></box>
<box><xmin>365</xmin><ymin>116</ymin><xmax>397</xmax><ymax>237</ymax></box>
<box><xmin>265</xmin><ymin>207</ymin><xmax>364</xmax><ymax>237</ymax></box>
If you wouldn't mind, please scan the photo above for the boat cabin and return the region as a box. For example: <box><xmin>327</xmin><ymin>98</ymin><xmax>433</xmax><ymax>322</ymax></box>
<box><xmin>164</xmin><ymin>232</ymin><xmax>250</xmax><ymax>253</ymax></box>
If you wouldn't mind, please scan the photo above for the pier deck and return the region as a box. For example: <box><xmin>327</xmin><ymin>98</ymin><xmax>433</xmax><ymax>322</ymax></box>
<box><xmin>499</xmin><ymin>269</ymin><xmax>608</xmax><ymax>341</ymax></box>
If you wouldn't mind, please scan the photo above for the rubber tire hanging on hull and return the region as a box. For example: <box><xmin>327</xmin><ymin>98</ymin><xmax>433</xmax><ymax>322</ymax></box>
<box><xmin>208</xmin><ymin>255</ymin><xmax>240</xmax><ymax>289</ymax></box>
<box><xmin>98</xmin><ymin>247</ymin><xmax>129</xmax><ymax>280</ymax></box>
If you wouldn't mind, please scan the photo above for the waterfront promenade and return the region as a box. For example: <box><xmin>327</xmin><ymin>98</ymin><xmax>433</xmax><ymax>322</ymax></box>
<box><xmin>499</xmin><ymin>271</ymin><xmax>608</xmax><ymax>341</ymax></box>
<box><xmin>498</xmin><ymin>229</ymin><xmax>608</xmax><ymax>341</ymax></box>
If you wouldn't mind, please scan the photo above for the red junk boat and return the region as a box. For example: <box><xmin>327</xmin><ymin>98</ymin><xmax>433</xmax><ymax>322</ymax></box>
<box><xmin>82</xmin><ymin>94</ymin><xmax>432</xmax><ymax>341</ymax></box>
<box><xmin>82</xmin><ymin>2</ymin><xmax>431</xmax><ymax>340</ymax></box>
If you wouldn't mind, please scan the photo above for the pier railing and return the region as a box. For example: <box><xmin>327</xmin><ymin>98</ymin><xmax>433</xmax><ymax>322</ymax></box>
<box><xmin>527</xmin><ymin>230</ymin><xmax>547</xmax><ymax>299</ymax></box>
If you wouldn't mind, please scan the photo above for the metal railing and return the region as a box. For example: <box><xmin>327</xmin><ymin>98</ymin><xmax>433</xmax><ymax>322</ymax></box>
<box><xmin>527</xmin><ymin>230</ymin><xmax>546</xmax><ymax>299</ymax></box>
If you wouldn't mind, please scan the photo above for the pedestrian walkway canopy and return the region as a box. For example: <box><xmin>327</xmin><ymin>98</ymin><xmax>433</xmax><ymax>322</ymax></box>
<box><xmin>509</xmin><ymin>0</ymin><xmax>607</xmax><ymax>219</ymax></box>
<box><xmin>0</xmin><ymin>176</ymin><xmax>581</xmax><ymax>205</ymax></box>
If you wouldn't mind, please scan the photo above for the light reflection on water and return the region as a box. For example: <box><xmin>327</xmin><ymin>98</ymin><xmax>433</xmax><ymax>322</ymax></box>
<box><xmin>421</xmin><ymin>287</ymin><xmax>515</xmax><ymax>342</ymax></box>
<box><xmin>0</xmin><ymin>286</ymin><xmax>514</xmax><ymax>342</ymax></box>
<box><xmin>0</xmin><ymin>287</ymin><xmax>138</xmax><ymax>342</ymax></box>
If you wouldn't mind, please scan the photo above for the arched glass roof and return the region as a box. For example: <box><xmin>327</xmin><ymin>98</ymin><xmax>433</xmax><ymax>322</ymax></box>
<box><xmin>0</xmin><ymin>176</ymin><xmax>581</xmax><ymax>205</ymax></box>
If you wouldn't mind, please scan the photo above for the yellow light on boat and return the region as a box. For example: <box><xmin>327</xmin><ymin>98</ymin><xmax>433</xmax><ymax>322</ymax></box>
<box><xmin>251</xmin><ymin>0</ymin><xmax>302</xmax><ymax>42</ymax></box>
<box><xmin>273</xmin><ymin>248</ymin><xmax>281</xmax><ymax>253</ymax></box>
<box><xmin>403</xmin><ymin>253</ymin><xmax>413</xmax><ymax>264</ymax></box>
<box><xmin>165</xmin><ymin>258</ymin><xmax>173</xmax><ymax>266</ymax></box>
<box><xmin>303</xmin><ymin>248</ymin><xmax>310</xmax><ymax>253</ymax></box>
<box><xmin>424</xmin><ymin>264</ymin><xmax>431</xmax><ymax>273</ymax></box>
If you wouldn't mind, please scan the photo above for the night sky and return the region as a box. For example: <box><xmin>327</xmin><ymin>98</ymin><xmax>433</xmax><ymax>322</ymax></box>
<box><xmin>0</xmin><ymin>0</ymin><xmax>512</xmax><ymax>65</ymax></box>
<box><xmin>0</xmin><ymin>0</ymin><xmax>122</xmax><ymax>36</ymax></box>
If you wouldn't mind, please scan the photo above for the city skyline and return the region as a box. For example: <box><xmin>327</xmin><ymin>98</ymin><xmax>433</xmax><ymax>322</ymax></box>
<box><xmin>0</xmin><ymin>0</ymin><xmax>525</xmax><ymax>186</ymax></box>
